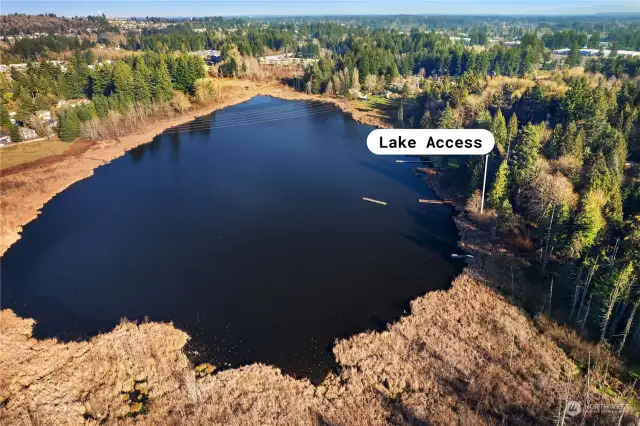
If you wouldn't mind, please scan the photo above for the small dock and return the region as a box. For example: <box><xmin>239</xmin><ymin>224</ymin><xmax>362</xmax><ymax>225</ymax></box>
<box><xmin>418</xmin><ymin>199</ymin><xmax>453</xmax><ymax>205</ymax></box>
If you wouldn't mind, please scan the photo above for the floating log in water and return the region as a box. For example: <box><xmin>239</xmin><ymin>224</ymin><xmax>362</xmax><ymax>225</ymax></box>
<box><xmin>362</xmin><ymin>197</ymin><xmax>387</xmax><ymax>206</ymax></box>
<box><xmin>419</xmin><ymin>199</ymin><xmax>453</xmax><ymax>205</ymax></box>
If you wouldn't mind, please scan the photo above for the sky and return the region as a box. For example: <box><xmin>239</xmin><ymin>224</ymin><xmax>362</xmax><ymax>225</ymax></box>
<box><xmin>1</xmin><ymin>0</ymin><xmax>640</xmax><ymax>17</ymax></box>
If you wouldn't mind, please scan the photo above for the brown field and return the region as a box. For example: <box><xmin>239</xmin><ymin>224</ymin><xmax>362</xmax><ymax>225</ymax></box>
<box><xmin>88</xmin><ymin>47</ymin><xmax>141</xmax><ymax>61</ymax></box>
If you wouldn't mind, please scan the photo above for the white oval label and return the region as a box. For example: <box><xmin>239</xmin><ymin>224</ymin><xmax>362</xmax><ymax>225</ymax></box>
<box><xmin>367</xmin><ymin>129</ymin><xmax>495</xmax><ymax>155</ymax></box>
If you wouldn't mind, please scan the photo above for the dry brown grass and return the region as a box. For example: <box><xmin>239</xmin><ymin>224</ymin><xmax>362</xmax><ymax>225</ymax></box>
<box><xmin>0</xmin><ymin>138</ymin><xmax>73</xmax><ymax>171</ymax></box>
<box><xmin>89</xmin><ymin>47</ymin><xmax>141</xmax><ymax>61</ymax></box>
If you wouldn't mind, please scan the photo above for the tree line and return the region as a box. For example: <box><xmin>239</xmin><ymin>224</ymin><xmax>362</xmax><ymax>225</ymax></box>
<box><xmin>410</xmin><ymin>71</ymin><xmax>640</xmax><ymax>358</ymax></box>
<box><xmin>1</xmin><ymin>51</ymin><xmax>205</xmax><ymax>141</ymax></box>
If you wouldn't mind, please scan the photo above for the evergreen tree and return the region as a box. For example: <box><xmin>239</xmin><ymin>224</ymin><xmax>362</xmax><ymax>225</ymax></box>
<box><xmin>92</xmin><ymin>94</ymin><xmax>109</xmax><ymax>118</ymax></box>
<box><xmin>15</xmin><ymin>87</ymin><xmax>34</xmax><ymax>121</ymax></box>
<box><xmin>507</xmin><ymin>112</ymin><xmax>518</xmax><ymax>143</ymax></box>
<box><xmin>91</xmin><ymin>64</ymin><xmax>113</xmax><ymax>97</ymax></box>
<box><xmin>563</xmin><ymin>76</ymin><xmax>591</xmax><ymax>121</ymax></box>
<box><xmin>112</xmin><ymin>61</ymin><xmax>134</xmax><ymax>100</ymax></box>
<box><xmin>437</xmin><ymin>104</ymin><xmax>457</xmax><ymax>129</ymax></box>
<box><xmin>571</xmin><ymin>128</ymin><xmax>585</xmax><ymax>162</ymax></box>
<box><xmin>75</xmin><ymin>103</ymin><xmax>97</xmax><ymax>121</ymax></box>
<box><xmin>0</xmin><ymin>103</ymin><xmax>12</xmax><ymax>127</ymax></box>
<box><xmin>560</xmin><ymin>121</ymin><xmax>578</xmax><ymax>157</ymax></box>
<box><xmin>491</xmin><ymin>108</ymin><xmax>508</xmax><ymax>154</ymax></box>
<box><xmin>475</xmin><ymin>109</ymin><xmax>492</xmax><ymax>130</ymax></box>
<box><xmin>150</xmin><ymin>60</ymin><xmax>174</xmax><ymax>103</ymax></box>
<box><xmin>511</xmin><ymin>123</ymin><xmax>541</xmax><ymax>187</ymax></box>
<box><xmin>172</xmin><ymin>55</ymin><xmax>190</xmax><ymax>91</ymax></box>
<box><xmin>9</xmin><ymin>124</ymin><xmax>22</xmax><ymax>142</ymax></box>
<box><xmin>220</xmin><ymin>56</ymin><xmax>239</xmax><ymax>78</ymax></box>
<box><xmin>420</xmin><ymin>110</ymin><xmax>433</xmax><ymax>129</ymax></box>
<box><xmin>133</xmin><ymin>65</ymin><xmax>151</xmax><ymax>104</ymax></box>
<box><xmin>488</xmin><ymin>159</ymin><xmax>510</xmax><ymax>208</ymax></box>
<box><xmin>496</xmin><ymin>198</ymin><xmax>515</xmax><ymax>233</ymax></box>
<box><xmin>57</xmin><ymin>107</ymin><xmax>81</xmax><ymax>142</ymax></box>
<box><xmin>33</xmin><ymin>93</ymin><xmax>49</xmax><ymax>111</ymax></box>
<box><xmin>566</xmin><ymin>42</ymin><xmax>582</xmax><ymax>67</ymax></box>
<box><xmin>545</xmin><ymin>123</ymin><xmax>564</xmax><ymax>159</ymax></box>
<box><xmin>568</xmin><ymin>190</ymin><xmax>606</xmax><ymax>258</ymax></box>
<box><xmin>506</xmin><ymin>112</ymin><xmax>518</xmax><ymax>159</ymax></box>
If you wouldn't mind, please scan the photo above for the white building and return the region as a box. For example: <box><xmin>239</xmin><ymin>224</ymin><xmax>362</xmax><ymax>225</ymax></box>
<box><xmin>18</xmin><ymin>127</ymin><xmax>38</xmax><ymax>141</ymax></box>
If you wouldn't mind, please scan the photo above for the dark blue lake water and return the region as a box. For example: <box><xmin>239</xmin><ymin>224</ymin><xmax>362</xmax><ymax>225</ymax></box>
<box><xmin>1</xmin><ymin>97</ymin><xmax>460</xmax><ymax>382</ymax></box>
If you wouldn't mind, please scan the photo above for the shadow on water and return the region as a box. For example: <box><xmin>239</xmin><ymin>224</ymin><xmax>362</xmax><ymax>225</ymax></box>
<box><xmin>356</xmin><ymin>159</ymin><xmax>435</xmax><ymax>196</ymax></box>
<box><xmin>169</xmin><ymin>132</ymin><xmax>181</xmax><ymax>161</ymax></box>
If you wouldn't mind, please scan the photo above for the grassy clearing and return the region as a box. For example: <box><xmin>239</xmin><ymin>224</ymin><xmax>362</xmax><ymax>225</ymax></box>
<box><xmin>354</xmin><ymin>95</ymin><xmax>396</xmax><ymax>111</ymax></box>
<box><xmin>0</xmin><ymin>138</ymin><xmax>73</xmax><ymax>171</ymax></box>
<box><xmin>353</xmin><ymin>94</ymin><xmax>421</xmax><ymax>125</ymax></box>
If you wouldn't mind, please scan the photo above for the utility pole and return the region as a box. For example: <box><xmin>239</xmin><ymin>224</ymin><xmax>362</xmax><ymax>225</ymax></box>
<box><xmin>480</xmin><ymin>154</ymin><xmax>489</xmax><ymax>213</ymax></box>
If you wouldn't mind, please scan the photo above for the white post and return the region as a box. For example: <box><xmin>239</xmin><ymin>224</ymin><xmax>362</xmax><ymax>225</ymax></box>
<box><xmin>480</xmin><ymin>154</ymin><xmax>489</xmax><ymax>213</ymax></box>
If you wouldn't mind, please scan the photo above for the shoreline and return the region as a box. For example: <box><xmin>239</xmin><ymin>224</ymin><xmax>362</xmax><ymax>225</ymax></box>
<box><xmin>0</xmin><ymin>80</ymin><xmax>389</xmax><ymax>258</ymax></box>
<box><xmin>1</xmin><ymin>162</ymin><xmax>607</xmax><ymax>424</ymax></box>
<box><xmin>0</xmin><ymin>80</ymin><xmax>626</xmax><ymax>424</ymax></box>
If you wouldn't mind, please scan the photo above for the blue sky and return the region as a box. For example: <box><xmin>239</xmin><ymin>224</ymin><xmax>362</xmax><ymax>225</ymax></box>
<box><xmin>1</xmin><ymin>1</ymin><xmax>639</xmax><ymax>17</ymax></box>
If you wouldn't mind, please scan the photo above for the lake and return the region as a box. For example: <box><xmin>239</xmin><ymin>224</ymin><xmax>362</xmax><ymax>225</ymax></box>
<box><xmin>1</xmin><ymin>97</ymin><xmax>460</xmax><ymax>383</ymax></box>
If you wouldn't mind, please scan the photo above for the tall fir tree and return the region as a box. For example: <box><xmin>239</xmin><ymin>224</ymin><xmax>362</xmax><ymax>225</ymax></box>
<box><xmin>150</xmin><ymin>59</ymin><xmax>174</xmax><ymax>103</ymax></box>
<box><xmin>488</xmin><ymin>160</ymin><xmax>510</xmax><ymax>208</ymax></box>
<box><xmin>491</xmin><ymin>108</ymin><xmax>508</xmax><ymax>155</ymax></box>
<box><xmin>57</xmin><ymin>108</ymin><xmax>81</xmax><ymax>142</ymax></box>
<box><xmin>560</xmin><ymin>121</ymin><xmax>578</xmax><ymax>157</ymax></box>
<box><xmin>420</xmin><ymin>110</ymin><xmax>433</xmax><ymax>129</ymax></box>
<box><xmin>0</xmin><ymin>102</ymin><xmax>12</xmax><ymax>127</ymax></box>
<box><xmin>563</xmin><ymin>77</ymin><xmax>591</xmax><ymax>121</ymax></box>
<box><xmin>571</xmin><ymin>128</ymin><xmax>585</xmax><ymax>162</ymax></box>
<box><xmin>566</xmin><ymin>42</ymin><xmax>582</xmax><ymax>67</ymax></box>
<box><xmin>507</xmin><ymin>112</ymin><xmax>518</xmax><ymax>143</ymax></box>
<box><xmin>437</xmin><ymin>104</ymin><xmax>457</xmax><ymax>129</ymax></box>
<box><xmin>112</xmin><ymin>61</ymin><xmax>134</xmax><ymax>101</ymax></box>
<box><xmin>475</xmin><ymin>109</ymin><xmax>492</xmax><ymax>130</ymax></box>
<box><xmin>9</xmin><ymin>124</ymin><xmax>22</xmax><ymax>142</ymax></box>
<box><xmin>545</xmin><ymin>123</ymin><xmax>564</xmax><ymax>159</ymax></box>
<box><xmin>511</xmin><ymin>123</ymin><xmax>541</xmax><ymax>188</ymax></box>
<box><xmin>133</xmin><ymin>64</ymin><xmax>151</xmax><ymax>104</ymax></box>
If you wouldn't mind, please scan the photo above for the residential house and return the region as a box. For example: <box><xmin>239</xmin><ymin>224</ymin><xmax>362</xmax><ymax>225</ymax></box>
<box><xmin>0</xmin><ymin>131</ymin><xmax>11</xmax><ymax>145</ymax></box>
<box><xmin>57</xmin><ymin>98</ymin><xmax>90</xmax><ymax>108</ymax></box>
<box><xmin>18</xmin><ymin>127</ymin><xmax>38</xmax><ymax>141</ymax></box>
<box><xmin>35</xmin><ymin>110</ymin><xmax>52</xmax><ymax>121</ymax></box>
